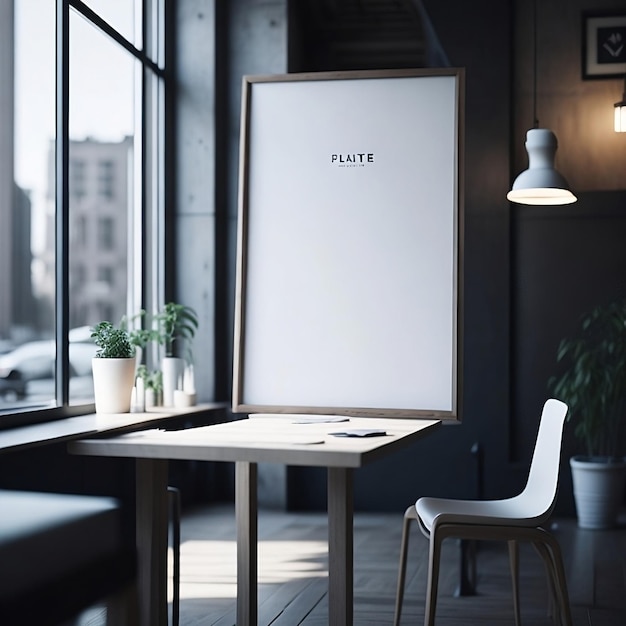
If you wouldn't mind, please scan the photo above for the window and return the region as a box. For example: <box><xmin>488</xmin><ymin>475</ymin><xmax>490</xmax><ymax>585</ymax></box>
<box><xmin>97</xmin><ymin>265</ymin><xmax>114</xmax><ymax>287</ymax></box>
<box><xmin>97</xmin><ymin>159</ymin><xmax>115</xmax><ymax>200</ymax></box>
<box><xmin>73</xmin><ymin>215</ymin><xmax>87</xmax><ymax>247</ymax></box>
<box><xmin>1</xmin><ymin>1</ymin><xmax>166</xmax><ymax>420</ymax></box>
<box><xmin>70</xmin><ymin>158</ymin><xmax>87</xmax><ymax>200</ymax></box>
<box><xmin>96</xmin><ymin>216</ymin><xmax>115</xmax><ymax>251</ymax></box>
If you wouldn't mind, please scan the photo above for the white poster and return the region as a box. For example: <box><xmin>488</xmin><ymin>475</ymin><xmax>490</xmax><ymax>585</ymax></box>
<box><xmin>234</xmin><ymin>69</ymin><xmax>464</xmax><ymax>420</ymax></box>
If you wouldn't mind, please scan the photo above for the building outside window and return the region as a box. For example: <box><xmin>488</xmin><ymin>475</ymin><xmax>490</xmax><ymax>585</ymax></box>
<box><xmin>97</xmin><ymin>266</ymin><xmax>114</xmax><ymax>288</ymax></box>
<box><xmin>0</xmin><ymin>1</ymin><xmax>166</xmax><ymax>418</ymax></box>
<box><xmin>97</xmin><ymin>158</ymin><xmax>115</xmax><ymax>200</ymax></box>
<box><xmin>70</xmin><ymin>158</ymin><xmax>87</xmax><ymax>200</ymax></box>
<box><xmin>73</xmin><ymin>215</ymin><xmax>87</xmax><ymax>248</ymax></box>
<box><xmin>96</xmin><ymin>217</ymin><xmax>115</xmax><ymax>251</ymax></box>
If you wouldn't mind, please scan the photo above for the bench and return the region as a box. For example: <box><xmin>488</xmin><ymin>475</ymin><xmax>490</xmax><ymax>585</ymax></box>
<box><xmin>0</xmin><ymin>489</ymin><xmax>136</xmax><ymax>625</ymax></box>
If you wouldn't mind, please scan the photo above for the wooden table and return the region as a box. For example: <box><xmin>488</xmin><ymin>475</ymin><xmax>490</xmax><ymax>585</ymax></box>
<box><xmin>69</xmin><ymin>414</ymin><xmax>440</xmax><ymax>626</ymax></box>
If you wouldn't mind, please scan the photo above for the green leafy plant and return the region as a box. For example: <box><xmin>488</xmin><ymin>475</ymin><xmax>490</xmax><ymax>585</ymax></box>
<box><xmin>147</xmin><ymin>369</ymin><xmax>163</xmax><ymax>393</ymax></box>
<box><xmin>154</xmin><ymin>302</ymin><xmax>199</xmax><ymax>358</ymax></box>
<box><xmin>122</xmin><ymin>309</ymin><xmax>158</xmax><ymax>352</ymax></box>
<box><xmin>549</xmin><ymin>298</ymin><xmax>626</xmax><ymax>458</ymax></box>
<box><xmin>136</xmin><ymin>364</ymin><xmax>163</xmax><ymax>392</ymax></box>
<box><xmin>91</xmin><ymin>321</ymin><xmax>136</xmax><ymax>359</ymax></box>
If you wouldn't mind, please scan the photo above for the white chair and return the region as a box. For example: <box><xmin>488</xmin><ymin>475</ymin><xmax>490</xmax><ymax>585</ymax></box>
<box><xmin>394</xmin><ymin>398</ymin><xmax>572</xmax><ymax>626</ymax></box>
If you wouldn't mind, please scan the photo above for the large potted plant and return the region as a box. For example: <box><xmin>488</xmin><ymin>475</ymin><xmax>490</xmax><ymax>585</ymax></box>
<box><xmin>154</xmin><ymin>302</ymin><xmax>198</xmax><ymax>406</ymax></box>
<box><xmin>91</xmin><ymin>320</ymin><xmax>138</xmax><ymax>414</ymax></box>
<box><xmin>549</xmin><ymin>297</ymin><xmax>626</xmax><ymax>528</ymax></box>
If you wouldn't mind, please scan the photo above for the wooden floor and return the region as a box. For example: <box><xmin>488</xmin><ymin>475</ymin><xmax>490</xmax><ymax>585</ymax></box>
<box><xmin>79</xmin><ymin>504</ymin><xmax>626</xmax><ymax>625</ymax></box>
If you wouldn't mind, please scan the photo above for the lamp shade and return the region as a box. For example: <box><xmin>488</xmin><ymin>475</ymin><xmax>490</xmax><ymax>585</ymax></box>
<box><xmin>507</xmin><ymin>128</ymin><xmax>577</xmax><ymax>205</ymax></box>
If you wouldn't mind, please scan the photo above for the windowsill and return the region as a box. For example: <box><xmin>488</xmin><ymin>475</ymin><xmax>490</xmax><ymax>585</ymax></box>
<box><xmin>0</xmin><ymin>402</ymin><xmax>229</xmax><ymax>455</ymax></box>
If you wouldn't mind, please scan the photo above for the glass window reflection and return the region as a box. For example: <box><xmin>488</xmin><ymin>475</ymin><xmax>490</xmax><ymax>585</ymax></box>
<box><xmin>67</xmin><ymin>10</ymin><xmax>137</xmax><ymax>405</ymax></box>
<box><xmin>0</xmin><ymin>1</ymin><xmax>57</xmax><ymax>410</ymax></box>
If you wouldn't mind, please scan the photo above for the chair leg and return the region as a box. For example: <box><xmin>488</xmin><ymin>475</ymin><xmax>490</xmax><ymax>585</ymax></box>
<box><xmin>394</xmin><ymin>505</ymin><xmax>418</xmax><ymax>626</ymax></box>
<box><xmin>541</xmin><ymin>535</ymin><xmax>572</xmax><ymax>626</ymax></box>
<box><xmin>532</xmin><ymin>541</ymin><xmax>557</xmax><ymax>620</ymax></box>
<box><xmin>424</xmin><ymin>532</ymin><xmax>443</xmax><ymax>626</ymax></box>
<box><xmin>508</xmin><ymin>540</ymin><xmax>521</xmax><ymax>626</ymax></box>
<box><xmin>455</xmin><ymin>539</ymin><xmax>478</xmax><ymax>596</ymax></box>
<box><xmin>467</xmin><ymin>539</ymin><xmax>477</xmax><ymax>591</ymax></box>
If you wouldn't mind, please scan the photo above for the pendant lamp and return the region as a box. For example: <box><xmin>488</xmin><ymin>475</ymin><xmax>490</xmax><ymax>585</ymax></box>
<box><xmin>507</xmin><ymin>0</ymin><xmax>576</xmax><ymax>205</ymax></box>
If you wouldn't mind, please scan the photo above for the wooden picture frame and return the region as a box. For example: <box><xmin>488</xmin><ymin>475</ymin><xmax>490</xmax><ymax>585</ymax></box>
<box><xmin>233</xmin><ymin>69</ymin><xmax>464</xmax><ymax>421</ymax></box>
<box><xmin>582</xmin><ymin>11</ymin><xmax>626</xmax><ymax>79</ymax></box>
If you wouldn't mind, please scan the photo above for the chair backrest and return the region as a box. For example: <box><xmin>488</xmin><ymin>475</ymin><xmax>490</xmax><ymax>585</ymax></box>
<box><xmin>519</xmin><ymin>398</ymin><xmax>568</xmax><ymax>521</ymax></box>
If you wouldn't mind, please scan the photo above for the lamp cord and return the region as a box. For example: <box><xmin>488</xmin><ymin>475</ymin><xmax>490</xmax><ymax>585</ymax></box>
<box><xmin>532</xmin><ymin>0</ymin><xmax>538</xmax><ymax>128</ymax></box>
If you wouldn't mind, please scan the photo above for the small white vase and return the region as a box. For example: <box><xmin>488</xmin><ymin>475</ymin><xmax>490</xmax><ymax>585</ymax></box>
<box><xmin>145</xmin><ymin>387</ymin><xmax>156</xmax><ymax>408</ymax></box>
<box><xmin>92</xmin><ymin>357</ymin><xmax>137</xmax><ymax>414</ymax></box>
<box><xmin>162</xmin><ymin>356</ymin><xmax>184</xmax><ymax>407</ymax></box>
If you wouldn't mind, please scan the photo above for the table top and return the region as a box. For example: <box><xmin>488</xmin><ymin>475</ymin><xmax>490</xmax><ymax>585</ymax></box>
<box><xmin>68</xmin><ymin>414</ymin><xmax>441</xmax><ymax>468</ymax></box>
<box><xmin>0</xmin><ymin>404</ymin><xmax>226</xmax><ymax>455</ymax></box>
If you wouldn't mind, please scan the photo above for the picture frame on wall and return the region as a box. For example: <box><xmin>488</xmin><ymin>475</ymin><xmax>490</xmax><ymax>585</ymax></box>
<box><xmin>582</xmin><ymin>11</ymin><xmax>626</xmax><ymax>79</ymax></box>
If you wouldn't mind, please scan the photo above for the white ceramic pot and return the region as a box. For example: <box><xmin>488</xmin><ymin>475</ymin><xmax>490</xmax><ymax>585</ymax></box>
<box><xmin>145</xmin><ymin>387</ymin><xmax>156</xmax><ymax>408</ymax></box>
<box><xmin>92</xmin><ymin>357</ymin><xmax>137</xmax><ymax>414</ymax></box>
<box><xmin>162</xmin><ymin>356</ymin><xmax>184</xmax><ymax>407</ymax></box>
<box><xmin>570</xmin><ymin>455</ymin><xmax>626</xmax><ymax>529</ymax></box>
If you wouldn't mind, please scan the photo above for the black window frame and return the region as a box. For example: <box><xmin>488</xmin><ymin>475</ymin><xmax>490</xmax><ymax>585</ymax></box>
<box><xmin>0</xmin><ymin>0</ymin><xmax>169</xmax><ymax>429</ymax></box>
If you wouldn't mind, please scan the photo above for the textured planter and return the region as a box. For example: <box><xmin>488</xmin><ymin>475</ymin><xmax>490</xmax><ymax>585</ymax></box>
<box><xmin>570</xmin><ymin>456</ymin><xmax>626</xmax><ymax>529</ymax></box>
<box><xmin>92</xmin><ymin>357</ymin><xmax>137</xmax><ymax>414</ymax></box>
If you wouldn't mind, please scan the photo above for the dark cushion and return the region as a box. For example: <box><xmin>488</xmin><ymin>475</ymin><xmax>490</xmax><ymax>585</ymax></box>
<box><xmin>0</xmin><ymin>490</ymin><xmax>135</xmax><ymax>625</ymax></box>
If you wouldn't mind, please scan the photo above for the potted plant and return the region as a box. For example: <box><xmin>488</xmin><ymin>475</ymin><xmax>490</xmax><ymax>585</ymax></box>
<box><xmin>123</xmin><ymin>309</ymin><xmax>157</xmax><ymax>364</ymax></box>
<box><xmin>136</xmin><ymin>364</ymin><xmax>163</xmax><ymax>408</ymax></box>
<box><xmin>549</xmin><ymin>297</ymin><xmax>626</xmax><ymax>528</ymax></box>
<box><xmin>154</xmin><ymin>302</ymin><xmax>199</xmax><ymax>406</ymax></box>
<box><xmin>91</xmin><ymin>320</ymin><xmax>138</xmax><ymax>414</ymax></box>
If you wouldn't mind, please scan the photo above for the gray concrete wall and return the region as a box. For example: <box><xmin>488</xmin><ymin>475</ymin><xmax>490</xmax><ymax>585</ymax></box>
<box><xmin>175</xmin><ymin>0</ymin><xmax>288</xmax><ymax>404</ymax></box>
<box><xmin>175</xmin><ymin>0</ymin><xmax>219</xmax><ymax>399</ymax></box>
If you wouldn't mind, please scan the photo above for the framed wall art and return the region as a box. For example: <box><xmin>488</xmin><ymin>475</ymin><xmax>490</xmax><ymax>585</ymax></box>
<box><xmin>233</xmin><ymin>69</ymin><xmax>464</xmax><ymax>421</ymax></box>
<box><xmin>582</xmin><ymin>11</ymin><xmax>626</xmax><ymax>79</ymax></box>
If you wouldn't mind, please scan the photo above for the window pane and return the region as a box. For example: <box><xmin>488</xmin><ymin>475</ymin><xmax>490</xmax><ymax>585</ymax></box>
<box><xmin>67</xmin><ymin>10</ymin><xmax>138</xmax><ymax>405</ymax></box>
<box><xmin>0</xmin><ymin>1</ymin><xmax>57</xmax><ymax>411</ymax></box>
<box><xmin>81</xmin><ymin>0</ymin><xmax>141</xmax><ymax>48</ymax></box>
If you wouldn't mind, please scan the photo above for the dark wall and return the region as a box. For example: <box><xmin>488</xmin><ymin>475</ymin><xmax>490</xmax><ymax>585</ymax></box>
<box><xmin>285</xmin><ymin>2</ymin><xmax>626</xmax><ymax>517</ymax></box>
<box><xmin>512</xmin><ymin>191</ymin><xmax>626</xmax><ymax>509</ymax></box>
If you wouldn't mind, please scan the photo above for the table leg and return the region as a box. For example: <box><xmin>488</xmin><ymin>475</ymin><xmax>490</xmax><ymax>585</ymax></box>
<box><xmin>136</xmin><ymin>458</ymin><xmax>169</xmax><ymax>626</ymax></box>
<box><xmin>328</xmin><ymin>467</ymin><xmax>354</xmax><ymax>626</ymax></box>
<box><xmin>236</xmin><ymin>461</ymin><xmax>258</xmax><ymax>626</ymax></box>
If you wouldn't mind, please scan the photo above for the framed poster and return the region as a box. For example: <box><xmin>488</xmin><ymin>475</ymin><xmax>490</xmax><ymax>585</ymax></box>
<box><xmin>582</xmin><ymin>11</ymin><xmax>626</xmax><ymax>79</ymax></box>
<box><xmin>233</xmin><ymin>69</ymin><xmax>464</xmax><ymax>421</ymax></box>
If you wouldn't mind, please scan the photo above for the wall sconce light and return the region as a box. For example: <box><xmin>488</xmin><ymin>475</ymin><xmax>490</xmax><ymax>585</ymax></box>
<box><xmin>614</xmin><ymin>76</ymin><xmax>626</xmax><ymax>133</ymax></box>
<box><xmin>507</xmin><ymin>0</ymin><xmax>577</xmax><ymax>205</ymax></box>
